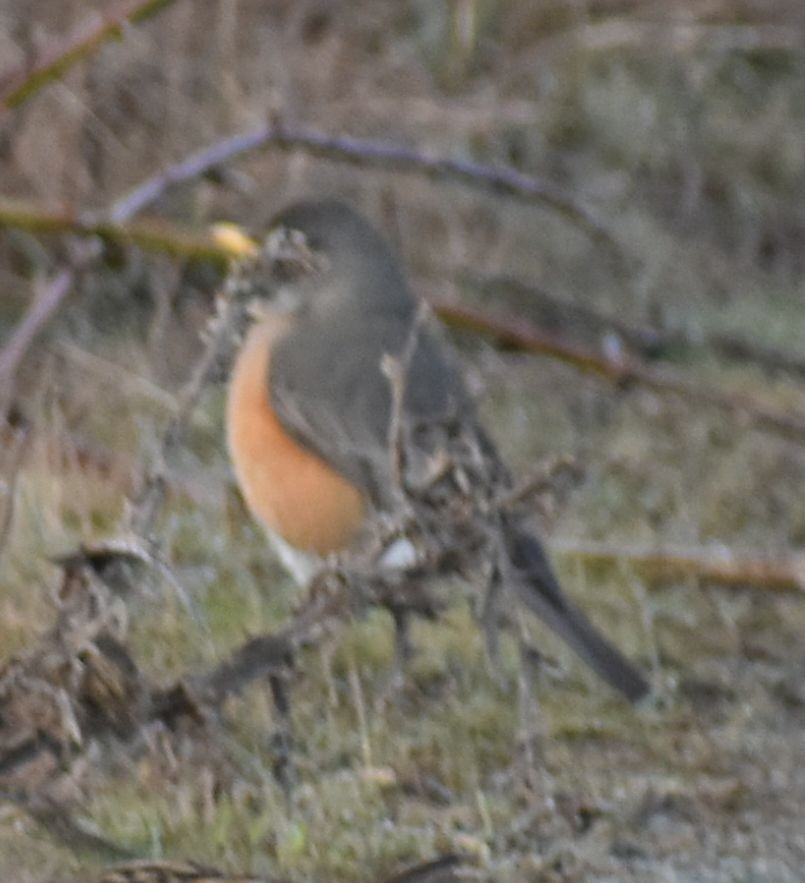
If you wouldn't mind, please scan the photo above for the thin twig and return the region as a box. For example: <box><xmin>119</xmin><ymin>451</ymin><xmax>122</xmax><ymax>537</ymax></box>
<box><xmin>105</xmin><ymin>121</ymin><xmax>619</xmax><ymax>254</ymax></box>
<box><xmin>0</xmin><ymin>197</ymin><xmax>231</xmax><ymax>262</ymax></box>
<box><xmin>0</xmin><ymin>253</ymin><xmax>91</xmax><ymax>418</ymax></box>
<box><xmin>93</xmin><ymin>855</ymin><xmax>464</xmax><ymax>883</ymax></box>
<box><xmin>3</xmin><ymin>199</ymin><xmax>803</xmax><ymax>444</ymax></box>
<box><xmin>549</xmin><ymin>539</ymin><xmax>805</xmax><ymax>592</ymax></box>
<box><xmin>347</xmin><ymin>651</ymin><xmax>373</xmax><ymax>769</ymax></box>
<box><xmin>380</xmin><ymin>855</ymin><xmax>466</xmax><ymax>883</ymax></box>
<box><xmin>0</xmin><ymin>198</ymin><xmax>230</xmax><ymax>420</ymax></box>
<box><xmin>493</xmin><ymin>455</ymin><xmax>581</xmax><ymax>515</ymax></box>
<box><xmin>188</xmin><ymin>568</ymin><xmax>443</xmax><ymax>710</ymax></box>
<box><xmin>432</xmin><ymin>298</ymin><xmax>805</xmax><ymax>443</ymax></box>
<box><xmin>93</xmin><ymin>859</ymin><xmax>271</xmax><ymax>882</ymax></box>
<box><xmin>127</xmin><ymin>267</ymin><xmax>251</xmax><ymax>537</ymax></box>
<box><xmin>0</xmin><ymin>554</ymin><xmax>440</xmax><ymax>793</ymax></box>
<box><xmin>55</xmin><ymin>340</ymin><xmax>211</xmax><ymax>424</ymax></box>
<box><xmin>0</xmin><ymin>0</ymin><xmax>179</xmax><ymax>113</ymax></box>
<box><xmin>465</xmin><ymin>272</ymin><xmax>805</xmax><ymax>379</ymax></box>
<box><xmin>0</xmin><ymin>417</ymin><xmax>30</xmax><ymax>565</ymax></box>
<box><xmin>0</xmin><ymin>117</ymin><xmax>616</xmax><ymax>412</ymax></box>
<box><xmin>382</xmin><ymin>301</ymin><xmax>431</xmax><ymax>494</ymax></box>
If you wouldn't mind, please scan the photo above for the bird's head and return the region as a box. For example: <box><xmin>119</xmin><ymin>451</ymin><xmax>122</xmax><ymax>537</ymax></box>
<box><xmin>253</xmin><ymin>199</ymin><xmax>414</xmax><ymax>320</ymax></box>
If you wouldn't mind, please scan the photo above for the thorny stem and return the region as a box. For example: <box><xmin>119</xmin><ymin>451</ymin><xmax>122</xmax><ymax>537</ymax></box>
<box><xmin>0</xmin><ymin>0</ymin><xmax>178</xmax><ymax>113</ymax></box>
<box><xmin>127</xmin><ymin>262</ymin><xmax>254</xmax><ymax>539</ymax></box>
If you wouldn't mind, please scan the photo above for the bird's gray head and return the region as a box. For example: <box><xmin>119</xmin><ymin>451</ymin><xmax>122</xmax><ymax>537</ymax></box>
<box><xmin>257</xmin><ymin>199</ymin><xmax>414</xmax><ymax>319</ymax></box>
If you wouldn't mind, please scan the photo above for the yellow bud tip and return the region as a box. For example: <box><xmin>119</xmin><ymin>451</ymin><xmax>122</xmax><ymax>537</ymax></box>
<box><xmin>210</xmin><ymin>222</ymin><xmax>259</xmax><ymax>258</ymax></box>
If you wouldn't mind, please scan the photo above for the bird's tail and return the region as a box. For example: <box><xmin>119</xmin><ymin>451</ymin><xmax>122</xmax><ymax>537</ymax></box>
<box><xmin>503</xmin><ymin>522</ymin><xmax>650</xmax><ymax>703</ymax></box>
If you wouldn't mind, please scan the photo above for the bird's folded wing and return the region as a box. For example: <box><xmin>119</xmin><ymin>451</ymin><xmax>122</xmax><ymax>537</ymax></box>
<box><xmin>269</xmin><ymin>313</ymin><xmax>469</xmax><ymax>509</ymax></box>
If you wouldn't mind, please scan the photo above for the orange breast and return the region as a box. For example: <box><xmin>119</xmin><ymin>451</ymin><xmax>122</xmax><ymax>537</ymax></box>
<box><xmin>226</xmin><ymin>315</ymin><xmax>366</xmax><ymax>555</ymax></box>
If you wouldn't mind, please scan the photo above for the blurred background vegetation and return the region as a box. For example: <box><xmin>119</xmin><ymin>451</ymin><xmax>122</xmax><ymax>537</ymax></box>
<box><xmin>0</xmin><ymin>1</ymin><xmax>804</xmax><ymax>881</ymax></box>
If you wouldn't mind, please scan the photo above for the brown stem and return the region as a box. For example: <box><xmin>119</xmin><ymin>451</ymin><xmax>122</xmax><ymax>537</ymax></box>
<box><xmin>0</xmin><ymin>119</ymin><xmax>616</xmax><ymax>415</ymax></box>
<box><xmin>1</xmin><ymin>203</ymin><xmax>802</xmax><ymax>444</ymax></box>
<box><xmin>465</xmin><ymin>272</ymin><xmax>805</xmax><ymax>379</ymax></box>
<box><xmin>0</xmin><ymin>0</ymin><xmax>179</xmax><ymax>113</ymax></box>
<box><xmin>2</xmin><ymin>201</ymin><xmax>802</xmax><ymax>444</ymax></box>
<box><xmin>127</xmin><ymin>268</ymin><xmax>251</xmax><ymax>537</ymax></box>
<box><xmin>0</xmin><ymin>198</ymin><xmax>230</xmax><ymax>262</ymax></box>
<box><xmin>105</xmin><ymin>122</ymin><xmax>617</xmax><ymax>253</ymax></box>
<box><xmin>0</xmin><ymin>417</ymin><xmax>30</xmax><ymax>565</ymax></box>
<box><xmin>432</xmin><ymin>298</ymin><xmax>805</xmax><ymax>443</ymax></box>
<box><xmin>0</xmin><ymin>258</ymin><xmax>88</xmax><ymax>418</ymax></box>
<box><xmin>550</xmin><ymin>538</ymin><xmax>805</xmax><ymax>592</ymax></box>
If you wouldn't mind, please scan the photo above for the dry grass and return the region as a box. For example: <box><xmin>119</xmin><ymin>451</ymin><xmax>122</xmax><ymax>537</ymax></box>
<box><xmin>1</xmin><ymin>1</ymin><xmax>805</xmax><ymax>881</ymax></box>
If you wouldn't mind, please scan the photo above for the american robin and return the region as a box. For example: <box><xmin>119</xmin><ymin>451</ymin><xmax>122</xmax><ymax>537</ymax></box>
<box><xmin>226</xmin><ymin>200</ymin><xmax>649</xmax><ymax>702</ymax></box>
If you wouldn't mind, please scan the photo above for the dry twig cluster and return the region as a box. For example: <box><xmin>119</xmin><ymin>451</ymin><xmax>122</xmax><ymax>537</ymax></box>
<box><xmin>1</xmin><ymin>249</ymin><xmax>526</xmax><ymax>877</ymax></box>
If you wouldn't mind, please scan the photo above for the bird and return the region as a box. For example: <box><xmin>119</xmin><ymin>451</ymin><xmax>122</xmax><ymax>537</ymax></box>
<box><xmin>226</xmin><ymin>199</ymin><xmax>649</xmax><ymax>703</ymax></box>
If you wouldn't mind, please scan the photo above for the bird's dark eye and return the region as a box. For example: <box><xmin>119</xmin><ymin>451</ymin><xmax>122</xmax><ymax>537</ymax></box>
<box><xmin>271</xmin><ymin>257</ymin><xmax>307</xmax><ymax>284</ymax></box>
<box><xmin>264</xmin><ymin>226</ymin><xmax>320</xmax><ymax>285</ymax></box>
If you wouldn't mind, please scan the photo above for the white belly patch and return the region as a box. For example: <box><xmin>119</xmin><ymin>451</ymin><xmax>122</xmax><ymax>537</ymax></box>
<box><xmin>264</xmin><ymin>526</ymin><xmax>322</xmax><ymax>586</ymax></box>
<box><xmin>264</xmin><ymin>527</ymin><xmax>418</xmax><ymax>586</ymax></box>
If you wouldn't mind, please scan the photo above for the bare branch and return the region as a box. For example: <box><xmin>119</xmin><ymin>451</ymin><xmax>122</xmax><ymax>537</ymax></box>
<box><xmin>56</xmin><ymin>340</ymin><xmax>205</xmax><ymax>423</ymax></box>
<box><xmin>380</xmin><ymin>855</ymin><xmax>467</xmax><ymax>883</ymax></box>
<box><xmin>382</xmin><ymin>301</ymin><xmax>432</xmax><ymax>495</ymax></box>
<box><xmin>0</xmin><ymin>197</ymin><xmax>231</xmax><ymax>263</ymax></box>
<box><xmin>431</xmin><ymin>298</ymin><xmax>805</xmax><ymax>444</ymax></box>
<box><xmin>92</xmin><ymin>859</ymin><xmax>268</xmax><ymax>882</ymax></box>
<box><xmin>3</xmin><ymin>202</ymin><xmax>803</xmax><ymax>444</ymax></box>
<box><xmin>0</xmin><ymin>415</ymin><xmax>30</xmax><ymax>565</ymax></box>
<box><xmin>549</xmin><ymin>539</ymin><xmax>805</xmax><ymax>592</ymax></box>
<box><xmin>126</xmin><ymin>269</ymin><xmax>251</xmax><ymax>538</ymax></box>
<box><xmin>91</xmin><ymin>855</ymin><xmax>465</xmax><ymax>883</ymax></box>
<box><xmin>493</xmin><ymin>455</ymin><xmax>582</xmax><ymax>516</ymax></box>
<box><xmin>0</xmin><ymin>549</ymin><xmax>441</xmax><ymax>799</ymax></box>
<box><xmin>0</xmin><ymin>203</ymin><xmax>225</xmax><ymax>422</ymax></box>
<box><xmin>0</xmin><ymin>117</ymin><xmax>618</xmax><ymax>422</ymax></box>
<box><xmin>0</xmin><ymin>253</ymin><xmax>93</xmax><ymax>418</ymax></box>
<box><xmin>2</xmin><ymin>199</ymin><xmax>802</xmax><ymax>445</ymax></box>
<box><xmin>464</xmin><ymin>272</ymin><xmax>805</xmax><ymax>380</ymax></box>
<box><xmin>107</xmin><ymin>121</ymin><xmax>620</xmax><ymax>255</ymax></box>
<box><xmin>0</xmin><ymin>0</ymin><xmax>179</xmax><ymax>114</ymax></box>
<box><xmin>266</xmin><ymin>124</ymin><xmax>619</xmax><ymax>257</ymax></box>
